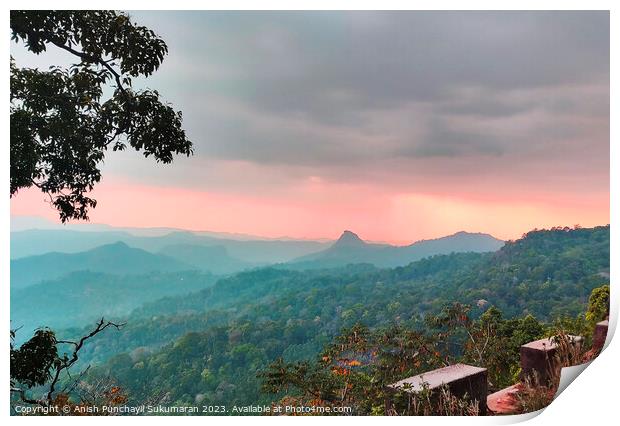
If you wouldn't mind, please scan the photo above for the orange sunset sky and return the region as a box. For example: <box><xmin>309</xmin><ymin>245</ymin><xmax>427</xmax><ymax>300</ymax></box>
<box><xmin>10</xmin><ymin>11</ymin><xmax>610</xmax><ymax>244</ymax></box>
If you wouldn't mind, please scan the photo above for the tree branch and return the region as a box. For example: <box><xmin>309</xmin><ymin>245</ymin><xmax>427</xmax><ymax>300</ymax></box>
<box><xmin>45</xmin><ymin>318</ymin><xmax>125</xmax><ymax>404</ymax></box>
<box><xmin>48</xmin><ymin>39</ymin><xmax>128</xmax><ymax>97</ymax></box>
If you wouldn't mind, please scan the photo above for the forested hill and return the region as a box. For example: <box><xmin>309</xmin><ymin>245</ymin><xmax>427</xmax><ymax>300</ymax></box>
<box><xmin>123</xmin><ymin>225</ymin><xmax>609</xmax><ymax>321</ymax></box>
<box><xmin>10</xmin><ymin>242</ymin><xmax>192</xmax><ymax>289</ymax></box>
<box><xmin>11</xmin><ymin>271</ymin><xmax>217</xmax><ymax>335</ymax></box>
<box><xmin>63</xmin><ymin>225</ymin><xmax>609</xmax><ymax>408</ymax></box>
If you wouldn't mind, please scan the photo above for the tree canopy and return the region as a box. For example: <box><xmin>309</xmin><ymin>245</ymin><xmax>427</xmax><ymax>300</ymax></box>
<box><xmin>10</xmin><ymin>10</ymin><xmax>193</xmax><ymax>221</ymax></box>
<box><xmin>586</xmin><ymin>284</ymin><xmax>610</xmax><ymax>326</ymax></box>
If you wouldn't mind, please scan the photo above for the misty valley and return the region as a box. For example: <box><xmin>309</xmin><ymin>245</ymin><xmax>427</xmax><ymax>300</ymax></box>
<box><xmin>10</xmin><ymin>223</ymin><xmax>610</xmax><ymax>415</ymax></box>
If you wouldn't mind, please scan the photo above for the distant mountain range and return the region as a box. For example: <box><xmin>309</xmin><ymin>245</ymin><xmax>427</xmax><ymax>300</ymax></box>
<box><xmin>10</xmin><ymin>242</ymin><xmax>192</xmax><ymax>289</ymax></box>
<box><xmin>10</xmin><ymin>228</ymin><xmax>329</xmax><ymax>264</ymax></box>
<box><xmin>158</xmin><ymin>244</ymin><xmax>254</xmax><ymax>275</ymax></box>
<box><xmin>288</xmin><ymin>230</ymin><xmax>505</xmax><ymax>269</ymax></box>
<box><xmin>10</xmin><ymin>218</ymin><xmax>505</xmax><ymax>285</ymax></box>
<box><xmin>10</xmin><ymin>214</ymin><xmax>319</xmax><ymax>241</ymax></box>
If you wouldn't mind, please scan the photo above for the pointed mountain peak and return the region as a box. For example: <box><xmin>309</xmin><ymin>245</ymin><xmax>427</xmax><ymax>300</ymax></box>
<box><xmin>334</xmin><ymin>230</ymin><xmax>365</xmax><ymax>247</ymax></box>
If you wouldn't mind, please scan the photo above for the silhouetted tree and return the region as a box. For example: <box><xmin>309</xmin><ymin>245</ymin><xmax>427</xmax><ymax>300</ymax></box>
<box><xmin>9</xmin><ymin>11</ymin><xmax>194</xmax><ymax>411</ymax></box>
<box><xmin>11</xmin><ymin>318</ymin><xmax>124</xmax><ymax>408</ymax></box>
<box><xmin>10</xmin><ymin>10</ymin><xmax>193</xmax><ymax>222</ymax></box>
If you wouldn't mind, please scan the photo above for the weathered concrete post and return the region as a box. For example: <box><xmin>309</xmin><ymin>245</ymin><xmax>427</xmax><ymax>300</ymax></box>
<box><xmin>520</xmin><ymin>335</ymin><xmax>583</xmax><ymax>384</ymax></box>
<box><xmin>385</xmin><ymin>363</ymin><xmax>488</xmax><ymax>415</ymax></box>
<box><xmin>593</xmin><ymin>320</ymin><xmax>609</xmax><ymax>351</ymax></box>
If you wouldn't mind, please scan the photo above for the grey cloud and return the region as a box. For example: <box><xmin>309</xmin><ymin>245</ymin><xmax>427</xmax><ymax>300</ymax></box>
<box><xmin>130</xmin><ymin>11</ymin><xmax>608</xmax><ymax>171</ymax></box>
<box><xmin>137</xmin><ymin>11</ymin><xmax>609</xmax><ymax>121</ymax></box>
<box><xmin>436</xmin><ymin>97</ymin><xmax>534</xmax><ymax>118</ymax></box>
<box><xmin>400</xmin><ymin>118</ymin><xmax>507</xmax><ymax>158</ymax></box>
<box><xmin>14</xmin><ymin>11</ymin><xmax>606</xmax><ymax>192</ymax></box>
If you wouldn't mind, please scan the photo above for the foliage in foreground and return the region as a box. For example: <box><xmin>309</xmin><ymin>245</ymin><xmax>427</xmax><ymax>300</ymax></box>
<box><xmin>10</xmin><ymin>10</ymin><xmax>193</xmax><ymax>222</ymax></box>
<box><xmin>11</xmin><ymin>319</ymin><xmax>123</xmax><ymax>409</ymax></box>
<box><xmin>259</xmin><ymin>284</ymin><xmax>608</xmax><ymax>415</ymax></box>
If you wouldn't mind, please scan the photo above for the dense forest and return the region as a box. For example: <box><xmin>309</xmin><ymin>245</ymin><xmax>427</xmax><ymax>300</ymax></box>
<box><xmin>11</xmin><ymin>225</ymin><xmax>604</xmax><ymax>413</ymax></box>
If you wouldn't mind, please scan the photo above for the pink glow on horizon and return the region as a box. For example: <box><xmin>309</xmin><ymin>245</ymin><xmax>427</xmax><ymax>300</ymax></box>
<box><xmin>9</xmin><ymin>11</ymin><xmax>609</xmax><ymax>246</ymax></box>
<box><xmin>10</xmin><ymin>177</ymin><xmax>610</xmax><ymax>245</ymax></box>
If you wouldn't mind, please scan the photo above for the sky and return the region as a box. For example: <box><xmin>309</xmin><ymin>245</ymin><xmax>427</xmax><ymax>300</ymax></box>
<box><xmin>10</xmin><ymin>11</ymin><xmax>610</xmax><ymax>244</ymax></box>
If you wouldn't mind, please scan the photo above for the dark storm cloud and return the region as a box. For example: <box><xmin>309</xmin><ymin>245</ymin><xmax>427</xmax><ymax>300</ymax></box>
<box><xmin>163</xmin><ymin>11</ymin><xmax>608</xmax><ymax>114</ymax></box>
<box><xmin>95</xmin><ymin>11</ymin><xmax>610</xmax><ymax>180</ymax></box>
<box><xmin>399</xmin><ymin>118</ymin><xmax>506</xmax><ymax>158</ymax></box>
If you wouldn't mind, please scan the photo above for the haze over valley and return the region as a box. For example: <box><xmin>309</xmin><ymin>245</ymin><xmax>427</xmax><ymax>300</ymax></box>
<box><xmin>8</xmin><ymin>10</ymin><xmax>610</xmax><ymax>416</ymax></box>
<box><xmin>11</xmin><ymin>215</ymin><xmax>508</xmax><ymax>336</ymax></box>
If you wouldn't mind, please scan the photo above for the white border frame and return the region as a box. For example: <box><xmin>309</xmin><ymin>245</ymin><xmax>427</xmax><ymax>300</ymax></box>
<box><xmin>2</xmin><ymin>2</ymin><xmax>616</xmax><ymax>425</ymax></box>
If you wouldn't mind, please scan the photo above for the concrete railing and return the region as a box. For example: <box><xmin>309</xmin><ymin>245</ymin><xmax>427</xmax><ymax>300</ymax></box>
<box><xmin>593</xmin><ymin>320</ymin><xmax>609</xmax><ymax>351</ymax></box>
<box><xmin>519</xmin><ymin>334</ymin><xmax>583</xmax><ymax>384</ymax></box>
<box><xmin>385</xmin><ymin>363</ymin><xmax>488</xmax><ymax>415</ymax></box>
<box><xmin>386</xmin><ymin>318</ymin><xmax>610</xmax><ymax>415</ymax></box>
